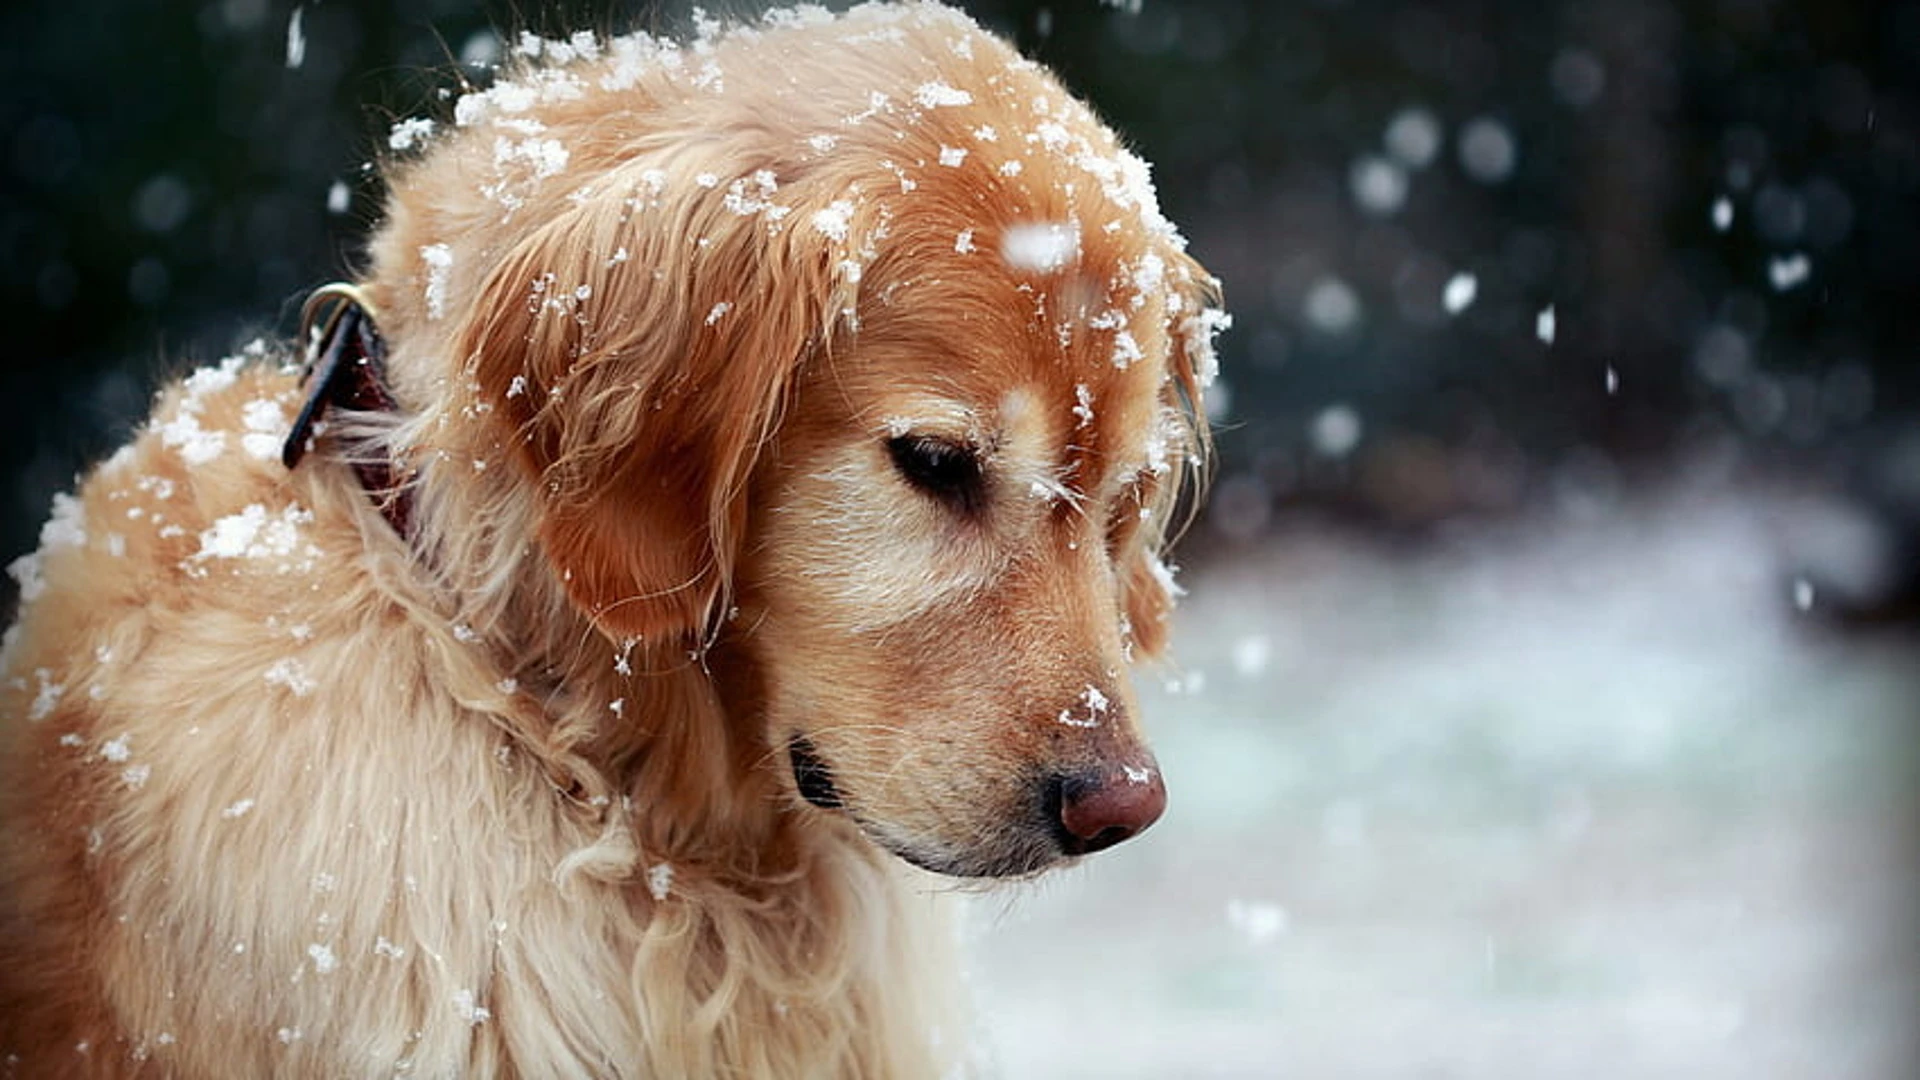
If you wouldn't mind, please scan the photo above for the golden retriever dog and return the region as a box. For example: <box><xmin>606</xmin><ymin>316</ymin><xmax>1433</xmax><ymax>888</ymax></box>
<box><xmin>0</xmin><ymin>3</ymin><xmax>1224</xmax><ymax>1075</ymax></box>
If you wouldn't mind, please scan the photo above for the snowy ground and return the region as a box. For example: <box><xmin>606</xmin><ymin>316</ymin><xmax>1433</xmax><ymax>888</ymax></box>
<box><xmin>964</xmin><ymin>479</ymin><xmax>1920</xmax><ymax>1079</ymax></box>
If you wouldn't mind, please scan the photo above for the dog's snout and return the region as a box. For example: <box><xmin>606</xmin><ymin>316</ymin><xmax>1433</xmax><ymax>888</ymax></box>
<box><xmin>1046</xmin><ymin>762</ymin><xmax>1166</xmax><ymax>856</ymax></box>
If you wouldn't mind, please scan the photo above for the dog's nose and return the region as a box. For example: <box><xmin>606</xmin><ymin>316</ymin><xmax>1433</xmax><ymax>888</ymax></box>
<box><xmin>1049</xmin><ymin>763</ymin><xmax>1167</xmax><ymax>855</ymax></box>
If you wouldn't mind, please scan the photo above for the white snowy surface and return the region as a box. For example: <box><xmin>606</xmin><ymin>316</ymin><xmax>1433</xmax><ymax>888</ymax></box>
<box><xmin>967</xmin><ymin>483</ymin><xmax>1919</xmax><ymax>1079</ymax></box>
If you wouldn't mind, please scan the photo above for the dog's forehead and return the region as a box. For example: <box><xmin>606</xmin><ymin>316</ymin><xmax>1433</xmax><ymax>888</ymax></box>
<box><xmin>855</xmin><ymin>218</ymin><xmax>1175</xmax><ymax>464</ymax></box>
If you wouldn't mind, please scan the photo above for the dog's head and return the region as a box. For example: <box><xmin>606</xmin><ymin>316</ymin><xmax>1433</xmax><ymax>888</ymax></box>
<box><xmin>391</xmin><ymin>6</ymin><xmax>1224</xmax><ymax>877</ymax></box>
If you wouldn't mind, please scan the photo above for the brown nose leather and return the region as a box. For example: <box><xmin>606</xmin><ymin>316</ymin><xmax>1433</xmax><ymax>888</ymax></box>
<box><xmin>1053</xmin><ymin>764</ymin><xmax>1167</xmax><ymax>855</ymax></box>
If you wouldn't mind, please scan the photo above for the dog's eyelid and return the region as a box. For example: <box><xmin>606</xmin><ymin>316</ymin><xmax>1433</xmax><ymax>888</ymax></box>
<box><xmin>884</xmin><ymin>433</ymin><xmax>987</xmax><ymax>512</ymax></box>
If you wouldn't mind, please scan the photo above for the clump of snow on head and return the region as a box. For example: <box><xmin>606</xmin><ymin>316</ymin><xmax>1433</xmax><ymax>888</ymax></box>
<box><xmin>811</xmin><ymin>199</ymin><xmax>854</xmax><ymax>242</ymax></box>
<box><xmin>722</xmin><ymin>170</ymin><xmax>787</xmax><ymax>218</ymax></box>
<box><xmin>914</xmin><ymin>80</ymin><xmax>973</xmax><ymax>109</ymax></box>
<box><xmin>1001</xmin><ymin>222</ymin><xmax>1081</xmax><ymax>274</ymax></box>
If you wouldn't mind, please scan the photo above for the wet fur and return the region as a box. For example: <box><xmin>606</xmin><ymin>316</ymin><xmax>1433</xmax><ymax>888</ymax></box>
<box><xmin>0</xmin><ymin>4</ymin><xmax>1219</xmax><ymax>1076</ymax></box>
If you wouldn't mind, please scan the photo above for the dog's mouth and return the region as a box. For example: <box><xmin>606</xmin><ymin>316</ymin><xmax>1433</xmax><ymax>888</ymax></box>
<box><xmin>785</xmin><ymin>734</ymin><xmax>1064</xmax><ymax>879</ymax></box>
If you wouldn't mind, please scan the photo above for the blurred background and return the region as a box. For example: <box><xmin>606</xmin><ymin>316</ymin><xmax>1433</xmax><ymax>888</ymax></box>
<box><xmin>3</xmin><ymin>0</ymin><xmax>1916</xmax><ymax>1076</ymax></box>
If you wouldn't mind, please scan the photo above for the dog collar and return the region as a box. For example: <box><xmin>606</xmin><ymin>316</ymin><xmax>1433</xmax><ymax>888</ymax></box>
<box><xmin>283</xmin><ymin>283</ymin><xmax>414</xmax><ymax>537</ymax></box>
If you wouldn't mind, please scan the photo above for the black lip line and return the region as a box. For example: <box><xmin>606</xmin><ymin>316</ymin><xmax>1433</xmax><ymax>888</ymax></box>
<box><xmin>787</xmin><ymin>734</ymin><xmax>844</xmax><ymax>810</ymax></box>
<box><xmin>785</xmin><ymin>736</ymin><xmax>1067</xmax><ymax>878</ymax></box>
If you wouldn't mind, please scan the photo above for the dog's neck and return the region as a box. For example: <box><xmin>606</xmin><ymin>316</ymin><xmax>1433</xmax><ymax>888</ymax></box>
<box><xmin>329</xmin><ymin>365</ymin><xmax>797</xmax><ymax>885</ymax></box>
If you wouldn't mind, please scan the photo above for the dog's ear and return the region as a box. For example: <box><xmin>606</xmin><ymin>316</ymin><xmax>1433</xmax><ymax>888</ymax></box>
<box><xmin>1120</xmin><ymin>247</ymin><xmax>1225</xmax><ymax>662</ymax></box>
<box><xmin>458</xmin><ymin>161</ymin><xmax>851</xmax><ymax>642</ymax></box>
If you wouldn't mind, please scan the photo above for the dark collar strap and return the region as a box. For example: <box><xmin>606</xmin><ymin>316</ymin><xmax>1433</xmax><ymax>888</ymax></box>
<box><xmin>283</xmin><ymin>284</ymin><xmax>414</xmax><ymax>538</ymax></box>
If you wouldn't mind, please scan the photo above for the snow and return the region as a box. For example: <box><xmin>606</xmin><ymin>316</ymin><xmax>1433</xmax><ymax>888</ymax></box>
<box><xmin>1081</xmin><ymin>685</ymin><xmax>1110</xmax><ymax>715</ymax></box>
<box><xmin>705</xmin><ymin>301</ymin><xmax>733</xmax><ymax>326</ymax></box>
<box><xmin>971</xmin><ymin>483</ymin><xmax>1920</xmax><ymax>1078</ymax></box>
<box><xmin>284</xmin><ymin>7</ymin><xmax>306</xmax><ymax>70</ymax></box>
<box><xmin>1309</xmin><ymin>404</ymin><xmax>1363</xmax><ymax>458</ymax></box>
<box><xmin>1768</xmin><ymin>252</ymin><xmax>1811</xmax><ymax>291</ymax></box>
<box><xmin>810</xmin><ymin>200</ymin><xmax>854</xmax><ymax>242</ymax></box>
<box><xmin>221</xmin><ymin>799</ymin><xmax>255</xmax><ymax>819</ymax></box>
<box><xmin>1792</xmin><ymin>577</ymin><xmax>1815</xmax><ymax>612</ymax></box>
<box><xmin>1225</xmin><ymin>899</ymin><xmax>1289</xmax><ymax>943</ymax></box>
<box><xmin>1349</xmin><ymin>155</ymin><xmax>1408</xmax><ymax>216</ymax></box>
<box><xmin>420</xmin><ymin>243</ymin><xmax>453</xmax><ymax>320</ymax></box>
<box><xmin>263</xmin><ymin>658</ymin><xmax>316</xmax><ymax>697</ymax></box>
<box><xmin>388</xmin><ymin>118</ymin><xmax>435</xmax><ymax>152</ymax></box>
<box><xmin>1231</xmin><ymin>634</ymin><xmax>1271</xmax><ymax>677</ymax></box>
<box><xmin>1536</xmin><ymin>304</ymin><xmax>1558</xmax><ymax>345</ymax></box>
<box><xmin>240</xmin><ymin>399</ymin><xmax>289</xmax><ymax>460</ymax></box>
<box><xmin>647</xmin><ymin>862</ymin><xmax>674</xmax><ymax>901</ymax></box>
<box><xmin>1384</xmin><ymin>107</ymin><xmax>1443</xmax><ymax>169</ymax></box>
<box><xmin>913</xmin><ymin>80</ymin><xmax>973</xmax><ymax>108</ymax></box>
<box><xmin>99</xmin><ymin>735</ymin><xmax>131</xmax><ymax>763</ymax></box>
<box><xmin>306</xmin><ymin>943</ymin><xmax>337</xmax><ymax>974</ymax></box>
<box><xmin>721</xmin><ymin>170</ymin><xmax>784</xmax><ymax>217</ymax></box>
<box><xmin>451</xmin><ymin>989</ymin><xmax>491</xmax><ymax>1025</ymax></box>
<box><xmin>27</xmin><ymin>670</ymin><xmax>64</xmax><ymax>721</ymax></box>
<box><xmin>156</xmin><ymin>412</ymin><xmax>226</xmax><ymax>466</ymax></box>
<box><xmin>1000</xmin><ymin>222</ymin><xmax>1080</xmax><ymax>273</ymax></box>
<box><xmin>193</xmin><ymin>504</ymin><xmax>315</xmax><ymax>564</ymax></box>
<box><xmin>1442</xmin><ymin>271</ymin><xmax>1478</xmax><ymax>315</ymax></box>
<box><xmin>1605</xmin><ymin>364</ymin><xmax>1621</xmax><ymax>394</ymax></box>
<box><xmin>1711</xmin><ymin>196</ymin><xmax>1734</xmax><ymax>232</ymax></box>
<box><xmin>1458</xmin><ymin>116</ymin><xmax>1517</xmax><ymax>183</ymax></box>
<box><xmin>1072</xmin><ymin>384</ymin><xmax>1094</xmax><ymax>428</ymax></box>
<box><xmin>954</xmin><ymin>228</ymin><xmax>976</xmax><ymax>254</ymax></box>
<box><xmin>1302</xmin><ymin>276</ymin><xmax>1360</xmax><ymax>334</ymax></box>
<box><xmin>937</xmin><ymin>145</ymin><xmax>968</xmax><ymax>167</ymax></box>
<box><xmin>491</xmin><ymin>135</ymin><xmax>570</xmax><ymax>180</ymax></box>
<box><xmin>1178</xmin><ymin>306</ymin><xmax>1231</xmax><ymax>389</ymax></box>
<box><xmin>1143</xmin><ymin>551</ymin><xmax>1185</xmax><ymax>600</ymax></box>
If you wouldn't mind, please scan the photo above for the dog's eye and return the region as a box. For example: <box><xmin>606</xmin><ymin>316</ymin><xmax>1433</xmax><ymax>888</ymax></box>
<box><xmin>886</xmin><ymin>435</ymin><xmax>984</xmax><ymax>512</ymax></box>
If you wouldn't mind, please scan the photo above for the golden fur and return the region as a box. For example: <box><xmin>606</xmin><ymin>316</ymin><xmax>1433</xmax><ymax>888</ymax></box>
<box><xmin>0</xmin><ymin>4</ymin><xmax>1223</xmax><ymax>1076</ymax></box>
